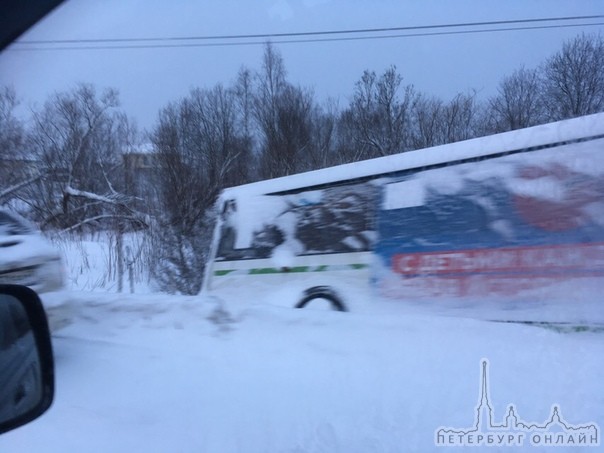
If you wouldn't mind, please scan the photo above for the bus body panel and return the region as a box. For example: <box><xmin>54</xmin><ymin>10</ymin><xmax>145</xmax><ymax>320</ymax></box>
<box><xmin>375</xmin><ymin>138</ymin><xmax>604</xmax><ymax>299</ymax></box>
<box><xmin>205</xmin><ymin>113</ymin><xmax>604</xmax><ymax>315</ymax></box>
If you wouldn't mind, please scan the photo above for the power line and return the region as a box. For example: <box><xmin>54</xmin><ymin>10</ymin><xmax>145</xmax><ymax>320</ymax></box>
<box><xmin>8</xmin><ymin>21</ymin><xmax>604</xmax><ymax>52</ymax></box>
<box><xmin>13</xmin><ymin>15</ymin><xmax>604</xmax><ymax>46</ymax></box>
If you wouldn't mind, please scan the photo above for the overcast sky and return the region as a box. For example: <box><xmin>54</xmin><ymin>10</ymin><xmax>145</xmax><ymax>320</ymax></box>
<box><xmin>1</xmin><ymin>0</ymin><xmax>603</xmax><ymax>130</ymax></box>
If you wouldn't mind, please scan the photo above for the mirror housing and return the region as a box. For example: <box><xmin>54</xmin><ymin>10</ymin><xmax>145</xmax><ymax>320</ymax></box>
<box><xmin>0</xmin><ymin>284</ymin><xmax>54</xmax><ymax>435</ymax></box>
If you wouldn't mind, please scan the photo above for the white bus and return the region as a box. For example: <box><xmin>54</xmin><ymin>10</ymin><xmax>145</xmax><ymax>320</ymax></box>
<box><xmin>203</xmin><ymin>113</ymin><xmax>604</xmax><ymax>314</ymax></box>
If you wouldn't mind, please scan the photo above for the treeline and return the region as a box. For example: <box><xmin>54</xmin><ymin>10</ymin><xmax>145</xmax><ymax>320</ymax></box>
<box><xmin>1</xmin><ymin>33</ymin><xmax>603</xmax><ymax>294</ymax></box>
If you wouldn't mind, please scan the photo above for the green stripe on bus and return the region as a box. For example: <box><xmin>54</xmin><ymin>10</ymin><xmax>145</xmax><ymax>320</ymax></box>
<box><xmin>214</xmin><ymin>263</ymin><xmax>367</xmax><ymax>277</ymax></box>
<box><xmin>290</xmin><ymin>266</ymin><xmax>310</xmax><ymax>273</ymax></box>
<box><xmin>249</xmin><ymin>266</ymin><xmax>309</xmax><ymax>274</ymax></box>
<box><xmin>249</xmin><ymin>267</ymin><xmax>280</xmax><ymax>275</ymax></box>
<box><xmin>214</xmin><ymin>270</ymin><xmax>235</xmax><ymax>276</ymax></box>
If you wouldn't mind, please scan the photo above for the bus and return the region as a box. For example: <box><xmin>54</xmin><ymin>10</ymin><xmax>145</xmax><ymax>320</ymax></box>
<box><xmin>203</xmin><ymin>113</ymin><xmax>604</xmax><ymax>317</ymax></box>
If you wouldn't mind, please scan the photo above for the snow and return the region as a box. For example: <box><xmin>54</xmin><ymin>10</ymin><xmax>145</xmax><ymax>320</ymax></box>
<box><xmin>5</xmin><ymin>232</ymin><xmax>602</xmax><ymax>452</ymax></box>
<box><xmin>270</xmin><ymin>241</ymin><xmax>302</xmax><ymax>268</ymax></box>
<box><xmin>0</xmin><ymin>284</ymin><xmax>602</xmax><ymax>452</ymax></box>
<box><xmin>269</xmin><ymin>210</ymin><xmax>305</xmax><ymax>268</ymax></box>
<box><xmin>382</xmin><ymin>137</ymin><xmax>604</xmax><ymax>206</ymax></box>
<box><xmin>1</xmin><ymin>115</ymin><xmax>603</xmax><ymax>451</ymax></box>
<box><xmin>220</xmin><ymin>112</ymin><xmax>604</xmax><ymax>199</ymax></box>
<box><xmin>49</xmin><ymin>232</ymin><xmax>152</xmax><ymax>294</ymax></box>
<box><xmin>383</xmin><ymin>179</ymin><xmax>426</xmax><ymax>210</ymax></box>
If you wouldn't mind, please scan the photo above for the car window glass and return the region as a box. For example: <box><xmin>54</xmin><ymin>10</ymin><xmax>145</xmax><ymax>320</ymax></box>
<box><xmin>0</xmin><ymin>212</ymin><xmax>33</xmax><ymax>236</ymax></box>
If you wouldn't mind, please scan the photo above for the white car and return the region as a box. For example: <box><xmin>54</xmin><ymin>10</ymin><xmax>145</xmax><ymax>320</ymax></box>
<box><xmin>0</xmin><ymin>210</ymin><xmax>64</xmax><ymax>294</ymax></box>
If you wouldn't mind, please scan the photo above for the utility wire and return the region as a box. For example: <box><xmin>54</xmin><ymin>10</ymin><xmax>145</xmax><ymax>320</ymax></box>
<box><xmin>9</xmin><ymin>21</ymin><xmax>604</xmax><ymax>52</ymax></box>
<box><xmin>13</xmin><ymin>15</ymin><xmax>604</xmax><ymax>45</ymax></box>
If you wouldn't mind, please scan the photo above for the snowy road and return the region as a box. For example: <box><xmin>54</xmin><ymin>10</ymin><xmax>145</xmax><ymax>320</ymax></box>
<box><xmin>1</xmin><ymin>291</ymin><xmax>602</xmax><ymax>452</ymax></box>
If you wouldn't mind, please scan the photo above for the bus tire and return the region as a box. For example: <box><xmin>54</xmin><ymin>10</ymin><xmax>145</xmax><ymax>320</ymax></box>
<box><xmin>295</xmin><ymin>286</ymin><xmax>347</xmax><ymax>312</ymax></box>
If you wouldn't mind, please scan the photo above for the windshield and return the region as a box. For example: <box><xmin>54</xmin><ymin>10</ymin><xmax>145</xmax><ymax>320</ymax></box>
<box><xmin>0</xmin><ymin>2</ymin><xmax>602</xmax><ymax>452</ymax></box>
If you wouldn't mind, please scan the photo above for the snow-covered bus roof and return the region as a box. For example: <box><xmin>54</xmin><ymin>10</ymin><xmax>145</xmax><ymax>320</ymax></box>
<box><xmin>221</xmin><ymin>112</ymin><xmax>604</xmax><ymax>200</ymax></box>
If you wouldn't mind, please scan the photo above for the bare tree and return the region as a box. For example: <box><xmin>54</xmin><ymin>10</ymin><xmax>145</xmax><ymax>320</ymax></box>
<box><xmin>26</xmin><ymin>84</ymin><xmax>144</xmax><ymax>231</ymax></box>
<box><xmin>254</xmin><ymin>43</ymin><xmax>292</xmax><ymax>178</ymax></box>
<box><xmin>0</xmin><ymin>86</ymin><xmax>24</xmax><ymax>159</ymax></box>
<box><xmin>11</xmin><ymin>84</ymin><xmax>147</xmax><ymax>292</ymax></box>
<box><xmin>487</xmin><ymin>67</ymin><xmax>544</xmax><ymax>132</ymax></box>
<box><xmin>339</xmin><ymin>66</ymin><xmax>416</xmax><ymax>160</ymax></box>
<box><xmin>411</xmin><ymin>94</ymin><xmax>444</xmax><ymax>149</ymax></box>
<box><xmin>234</xmin><ymin>67</ymin><xmax>257</xmax><ymax>180</ymax></box>
<box><xmin>543</xmin><ymin>33</ymin><xmax>604</xmax><ymax>120</ymax></box>
<box><xmin>258</xmin><ymin>84</ymin><xmax>317</xmax><ymax>177</ymax></box>
<box><xmin>0</xmin><ymin>86</ymin><xmax>28</xmax><ymax>201</ymax></box>
<box><xmin>441</xmin><ymin>92</ymin><xmax>480</xmax><ymax>143</ymax></box>
<box><xmin>252</xmin><ymin>43</ymin><xmax>331</xmax><ymax>178</ymax></box>
<box><xmin>305</xmin><ymin>100</ymin><xmax>337</xmax><ymax>170</ymax></box>
<box><xmin>253</xmin><ymin>43</ymin><xmax>287</xmax><ymax>164</ymax></box>
<box><xmin>150</xmin><ymin>84</ymin><xmax>249</xmax><ymax>294</ymax></box>
<box><xmin>410</xmin><ymin>91</ymin><xmax>481</xmax><ymax>149</ymax></box>
<box><xmin>235</xmin><ymin>67</ymin><xmax>254</xmax><ymax>141</ymax></box>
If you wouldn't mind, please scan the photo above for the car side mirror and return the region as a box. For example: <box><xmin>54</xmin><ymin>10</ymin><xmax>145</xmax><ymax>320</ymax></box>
<box><xmin>0</xmin><ymin>285</ymin><xmax>54</xmax><ymax>435</ymax></box>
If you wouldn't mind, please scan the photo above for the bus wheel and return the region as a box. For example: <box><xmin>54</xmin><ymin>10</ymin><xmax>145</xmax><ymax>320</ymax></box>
<box><xmin>295</xmin><ymin>286</ymin><xmax>347</xmax><ymax>312</ymax></box>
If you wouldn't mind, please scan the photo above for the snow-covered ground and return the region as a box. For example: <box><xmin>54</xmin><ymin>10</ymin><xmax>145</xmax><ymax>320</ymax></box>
<box><xmin>2</xmin><ymin>115</ymin><xmax>603</xmax><ymax>451</ymax></box>
<box><xmin>49</xmin><ymin>231</ymin><xmax>153</xmax><ymax>294</ymax></box>
<box><xmin>2</xmin><ymin>222</ymin><xmax>602</xmax><ymax>451</ymax></box>
<box><xmin>1</xmin><ymin>279</ymin><xmax>602</xmax><ymax>452</ymax></box>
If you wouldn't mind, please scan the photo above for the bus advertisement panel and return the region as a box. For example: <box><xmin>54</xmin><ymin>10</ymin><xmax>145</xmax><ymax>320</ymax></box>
<box><xmin>375</xmin><ymin>138</ymin><xmax>604</xmax><ymax>299</ymax></box>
